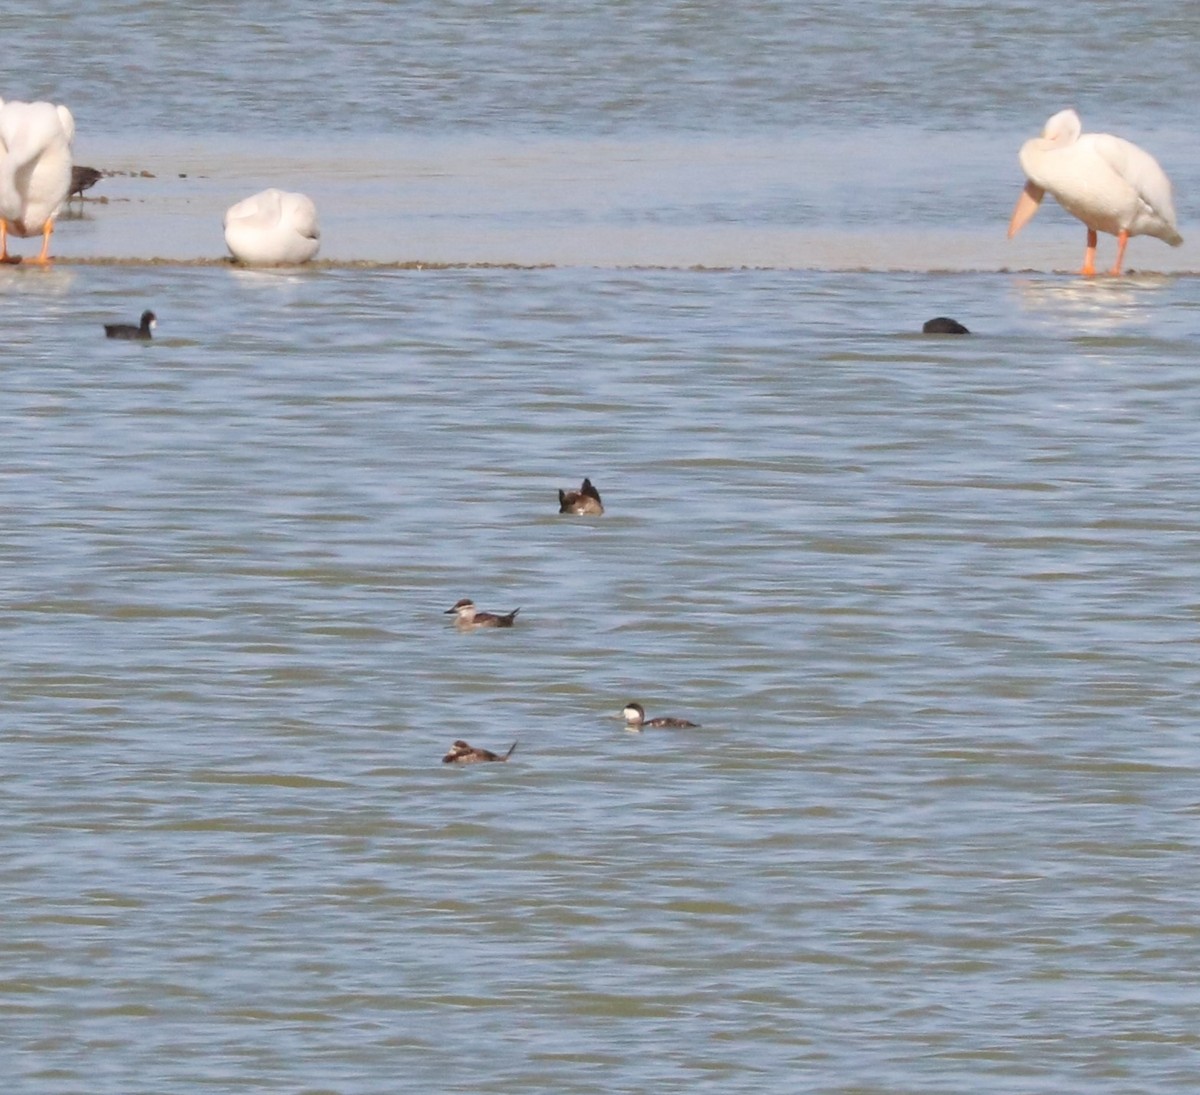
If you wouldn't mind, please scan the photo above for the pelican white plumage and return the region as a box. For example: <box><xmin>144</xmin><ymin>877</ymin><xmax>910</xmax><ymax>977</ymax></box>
<box><xmin>0</xmin><ymin>99</ymin><xmax>75</xmax><ymax>265</ymax></box>
<box><xmin>1008</xmin><ymin>108</ymin><xmax>1182</xmax><ymax>276</ymax></box>
<box><xmin>223</xmin><ymin>188</ymin><xmax>320</xmax><ymax>265</ymax></box>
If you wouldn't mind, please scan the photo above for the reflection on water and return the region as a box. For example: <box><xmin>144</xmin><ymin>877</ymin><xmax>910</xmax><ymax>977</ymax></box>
<box><xmin>0</xmin><ymin>265</ymin><xmax>77</xmax><ymax>295</ymax></box>
<box><xmin>1012</xmin><ymin>274</ymin><xmax>1185</xmax><ymax>336</ymax></box>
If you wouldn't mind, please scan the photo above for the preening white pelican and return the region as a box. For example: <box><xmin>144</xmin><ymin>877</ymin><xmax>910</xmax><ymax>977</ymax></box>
<box><xmin>0</xmin><ymin>99</ymin><xmax>75</xmax><ymax>265</ymax></box>
<box><xmin>1008</xmin><ymin>108</ymin><xmax>1182</xmax><ymax>276</ymax></box>
<box><xmin>223</xmin><ymin>188</ymin><xmax>320</xmax><ymax>265</ymax></box>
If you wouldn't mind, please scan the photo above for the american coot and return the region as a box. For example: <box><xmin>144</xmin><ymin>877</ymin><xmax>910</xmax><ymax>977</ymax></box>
<box><xmin>0</xmin><ymin>99</ymin><xmax>75</xmax><ymax>265</ymax></box>
<box><xmin>619</xmin><ymin>703</ymin><xmax>701</xmax><ymax>730</ymax></box>
<box><xmin>923</xmin><ymin>317</ymin><xmax>970</xmax><ymax>335</ymax></box>
<box><xmin>558</xmin><ymin>477</ymin><xmax>604</xmax><ymax>515</ymax></box>
<box><xmin>442</xmin><ymin>740</ymin><xmax>518</xmax><ymax>764</ymax></box>
<box><xmin>104</xmin><ymin>310</ymin><xmax>156</xmax><ymax>340</ymax></box>
<box><xmin>1008</xmin><ymin>108</ymin><xmax>1182</xmax><ymax>276</ymax></box>
<box><xmin>223</xmin><ymin>188</ymin><xmax>320</xmax><ymax>265</ymax></box>
<box><xmin>443</xmin><ymin>599</ymin><xmax>520</xmax><ymax>629</ymax></box>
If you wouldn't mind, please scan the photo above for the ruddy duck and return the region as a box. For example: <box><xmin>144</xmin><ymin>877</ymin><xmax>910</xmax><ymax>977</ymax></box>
<box><xmin>104</xmin><ymin>310</ymin><xmax>156</xmax><ymax>340</ymax></box>
<box><xmin>620</xmin><ymin>702</ymin><xmax>700</xmax><ymax>730</ymax></box>
<box><xmin>444</xmin><ymin>598</ymin><xmax>520</xmax><ymax>629</ymax></box>
<box><xmin>558</xmin><ymin>477</ymin><xmax>604</xmax><ymax>515</ymax></box>
<box><xmin>443</xmin><ymin>739</ymin><xmax>518</xmax><ymax>764</ymax></box>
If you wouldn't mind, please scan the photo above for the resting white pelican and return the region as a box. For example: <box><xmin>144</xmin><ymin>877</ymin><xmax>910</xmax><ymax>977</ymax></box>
<box><xmin>223</xmin><ymin>188</ymin><xmax>320</xmax><ymax>265</ymax></box>
<box><xmin>0</xmin><ymin>99</ymin><xmax>75</xmax><ymax>265</ymax></box>
<box><xmin>1008</xmin><ymin>108</ymin><xmax>1182</xmax><ymax>276</ymax></box>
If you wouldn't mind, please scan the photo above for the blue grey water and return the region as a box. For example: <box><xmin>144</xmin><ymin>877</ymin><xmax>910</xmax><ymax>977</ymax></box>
<box><xmin>3</xmin><ymin>4</ymin><xmax>1200</xmax><ymax>1093</ymax></box>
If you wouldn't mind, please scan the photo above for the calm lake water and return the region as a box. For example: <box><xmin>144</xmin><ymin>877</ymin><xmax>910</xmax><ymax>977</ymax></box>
<box><xmin>3</xmin><ymin>4</ymin><xmax>1200</xmax><ymax>1094</ymax></box>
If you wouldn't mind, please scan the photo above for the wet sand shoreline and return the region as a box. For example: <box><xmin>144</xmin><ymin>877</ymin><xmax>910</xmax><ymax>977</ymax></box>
<box><xmin>35</xmin><ymin>256</ymin><xmax>1200</xmax><ymax>276</ymax></box>
<box><xmin>22</xmin><ymin>131</ymin><xmax>1199</xmax><ymax>273</ymax></box>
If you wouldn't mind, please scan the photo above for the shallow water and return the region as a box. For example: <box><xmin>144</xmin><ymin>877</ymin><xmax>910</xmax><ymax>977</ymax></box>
<box><xmin>4</xmin><ymin>3</ymin><xmax>1200</xmax><ymax>1093</ymax></box>
<box><xmin>41</xmin><ymin>123</ymin><xmax>1200</xmax><ymax>271</ymax></box>
<box><xmin>6</xmin><ymin>2</ymin><xmax>1200</xmax><ymax>269</ymax></box>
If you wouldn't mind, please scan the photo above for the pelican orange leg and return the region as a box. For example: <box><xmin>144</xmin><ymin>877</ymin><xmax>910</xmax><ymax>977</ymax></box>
<box><xmin>1080</xmin><ymin>228</ymin><xmax>1098</xmax><ymax>276</ymax></box>
<box><xmin>28</xmin><ymin>218</ymin><xmax>54</xmax><ymax>266</ymax></box>
<box><xmin>1109</xmin><ymin>229</ymin><xmax>1130</xmax><ymax>276</ymax></box>
<box><xmin>0</xmin><ymin>219</ymin><xmax>17</xmax><ymax>264</ymax></box>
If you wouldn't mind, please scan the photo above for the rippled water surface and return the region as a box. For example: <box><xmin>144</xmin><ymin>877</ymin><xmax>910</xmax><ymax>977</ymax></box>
<box><xmin>4</xmin><ymin>3</ymin><xmax>1200</xmax><ymax>1093</ymax></box>
<box><xmin>6</xmin><ymin>0</ymin><xmax>1198</xmax><ymax>138</ymax></box>
<box><xmin>5</xmin><ymin>265</ymin><xmax>1200</xmax><ymax>1093</ymax></box>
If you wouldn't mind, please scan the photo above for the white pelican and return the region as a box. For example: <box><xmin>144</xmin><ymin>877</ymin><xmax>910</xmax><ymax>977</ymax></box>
<box><xmin>1008</xmin><ymin>108</ymin><xmax>1182</xmax><ymax>276</ymax></box>
<box><xmin>0</xmin><ymin>99</ymin><xmax>75</xmax><ymax>265</ymax></box>
<box><xmin>223</xmin><ymin>188</ymin><xmax>320</xmax><ymax>265</ymax></box>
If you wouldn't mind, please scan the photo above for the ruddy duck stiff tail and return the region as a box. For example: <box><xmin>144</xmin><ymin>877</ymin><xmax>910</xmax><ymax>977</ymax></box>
<box><xmin>558</xmin><ymin>477</ymin><xmax>604</xmax><ymax>515</ymax></box>
<box><xmin>444</xmin><ymin>598</ymin><xmax>520</xmax><ymax>629</ymax></box>
<box><xmin>620</xmin><ymin>702</ymin><xmax>700</xmax><ymax>730</ymax></box>
<box><xmin>443</xmin><ymin>739</ymin><xmax>518</xmax><ymax>764</ymax></box>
